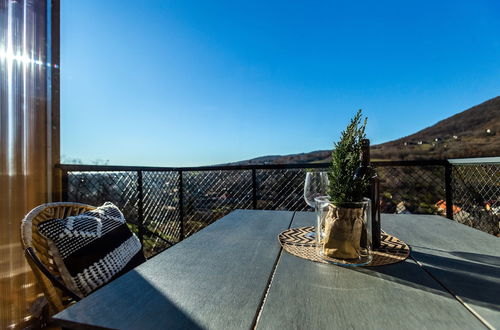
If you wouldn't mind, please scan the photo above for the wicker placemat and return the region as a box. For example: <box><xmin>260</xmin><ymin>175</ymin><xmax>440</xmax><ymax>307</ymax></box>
<box><xmin>278</xmin><ymin>226</ymin><xmax>410</xmax><ymax>266</ymax></box>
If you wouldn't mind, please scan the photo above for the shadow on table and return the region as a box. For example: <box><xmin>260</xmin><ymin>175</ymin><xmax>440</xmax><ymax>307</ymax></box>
<box><xmin>450</xmin><ymin>251</ymin><xmax>500</xmax><ymax>267</ymax></box>
<box><xmin>56</xmin><ymin>270</ymin><xmax>204</xmax><ymax>330</ymax></box>
<box><xmin>412</xmin><ymin>250</ymin><xmax>500</xmax><ymax>311</ymax></box>
<box><xmin>412</xmin><ymin>245</ymin><xmax>500</xmax><ymax>268</ymax></box>
<box><xmin>354</xmin><ymin>250</ymin><xmax>500</xmax><ymax>313</ymax></box>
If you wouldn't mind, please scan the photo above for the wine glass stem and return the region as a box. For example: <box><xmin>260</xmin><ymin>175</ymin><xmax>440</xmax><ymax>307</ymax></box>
<box><xmin>305</xmin><ymin>206</ymin><xmax>316</xmax><ymax>238</ymax></box>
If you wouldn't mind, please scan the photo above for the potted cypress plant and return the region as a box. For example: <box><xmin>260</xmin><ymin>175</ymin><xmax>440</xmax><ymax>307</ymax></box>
<box><xmin>316</xmin><ymin>110</ymin><xmax>373</xmax><ymax>265</ymax></box>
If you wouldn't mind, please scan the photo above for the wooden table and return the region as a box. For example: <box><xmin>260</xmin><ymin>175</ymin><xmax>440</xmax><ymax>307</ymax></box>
<box><xmin>53</xmin><ymin>210</ymin><xmax>500</xmax><ymax>329</ymax></box>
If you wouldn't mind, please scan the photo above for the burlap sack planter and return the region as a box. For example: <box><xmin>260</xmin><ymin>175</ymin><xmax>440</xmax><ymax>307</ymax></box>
<box><xmin>317</xmin><ymin>199</ymin><xmax>372</xmax><ymax>266</ymax></box>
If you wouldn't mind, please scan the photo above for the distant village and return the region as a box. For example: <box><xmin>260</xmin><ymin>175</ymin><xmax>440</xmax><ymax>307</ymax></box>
<box><xmin>402</xmin><ymin>128</ymin><xmax>496</xmax><ymax>147</ymax></box>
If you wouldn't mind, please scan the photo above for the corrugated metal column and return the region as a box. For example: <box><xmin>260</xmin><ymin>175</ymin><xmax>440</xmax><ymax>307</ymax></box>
<box><xmin>0</xmin><ymin>0</ymin><xmax>60</xmax><ymax>328</ymax></box>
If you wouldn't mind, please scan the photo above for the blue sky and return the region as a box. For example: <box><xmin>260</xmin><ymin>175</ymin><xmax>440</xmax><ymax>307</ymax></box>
<box><xmin>61</xmin><ymin>0</ymin><xmax>500</xmax><ymax>166</ymax></box>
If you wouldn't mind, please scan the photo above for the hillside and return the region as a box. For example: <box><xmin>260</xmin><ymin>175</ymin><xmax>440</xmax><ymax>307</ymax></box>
<box><xmin>228</xmin><ymin>96</ymin><xmax>500</xmax><ymax>165</ymax></box>
<box><xmin>371</xmin><ymin>96</ymin><xmax>500</xmax><ymax>160</ymax></box>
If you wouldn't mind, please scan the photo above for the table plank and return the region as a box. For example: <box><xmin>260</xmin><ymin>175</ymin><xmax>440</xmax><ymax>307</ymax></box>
<box><xmin>54</xmin><ymin>209</ymin><xmax>295</xmax><ymax>330</ymax></box>
<box><xmin>256</xmin><ymin>212</ymin><xmax>486</xmax><ymax>330</ymax></box>
<box><xmin>382</xmin><ymin>214</ymin><xmax>500</xmax><ymax>328</ymax></box>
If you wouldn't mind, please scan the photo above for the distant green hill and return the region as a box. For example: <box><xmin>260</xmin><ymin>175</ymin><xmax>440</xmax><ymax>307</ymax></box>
<box><xmin>228</xmin><ymin>96</ymin><xmax>500</xmax><ymax>165</ymax></box>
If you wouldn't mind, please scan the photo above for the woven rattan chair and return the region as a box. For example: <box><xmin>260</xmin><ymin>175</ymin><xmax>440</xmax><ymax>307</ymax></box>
<box><xmin>20</xmin><ymin>202</ymin><xmax>96</xmax><ymax>314</ymax></box>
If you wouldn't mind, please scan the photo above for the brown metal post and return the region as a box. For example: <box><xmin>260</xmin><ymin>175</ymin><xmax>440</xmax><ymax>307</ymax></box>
<box><xmin>137</xmin><ymin>171</ymin><xmax>145</xmax><ymax>246</ymax></box>
<box><xmin>179</xmin><ymin>170</ymin><xmax>184</xmax><ymax>240</ymax></box>
<box><xmin>61</xmin><ymin>169</ymin><xmax>69</xmax><ymax>202</ymax></box>
<box><xmin>445</xmin><ymin>162</ymin><xmax>454</xmax><ymax>220</ymax></box>
<box><xmin>252</xmin><ymin>168</ymin><xmax>257</xmax><ymax>209</ymax></box>
<box><xmin>371</xmin><ymin>178</ymin><xmax>381</xmax><ymax>249</ymax></box>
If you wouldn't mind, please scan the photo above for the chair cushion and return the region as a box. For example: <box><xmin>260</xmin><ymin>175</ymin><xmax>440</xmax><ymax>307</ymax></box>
<box><xmin>38</xmin><ymin>202</ymin><xmax>146</xmax><ymax>297</ymax></box>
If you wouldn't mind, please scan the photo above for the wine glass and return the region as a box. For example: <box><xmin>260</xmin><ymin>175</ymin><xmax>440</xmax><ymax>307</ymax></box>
<box><xmin>303</xmin><ymin>171</ymin><xmax>329</xmax><ymax>238</ymax></box>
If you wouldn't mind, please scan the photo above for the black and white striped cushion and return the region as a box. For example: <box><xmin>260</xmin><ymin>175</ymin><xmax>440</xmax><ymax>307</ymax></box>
<box><xmin>38</xmin><ymin>202</ymin><xmax>146</xmax><ymax>297</ymax></box>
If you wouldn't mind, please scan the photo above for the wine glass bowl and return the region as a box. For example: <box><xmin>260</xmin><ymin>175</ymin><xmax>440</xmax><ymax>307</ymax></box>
<box><xmin>303</xmin><ymin>171</ymin><xmax>329</xmax><ymax>238</ymax></box>
<box><xmin>304</xmin><ymin>172</ymin><xmax>329</xmax><ymax>208</ymax></box>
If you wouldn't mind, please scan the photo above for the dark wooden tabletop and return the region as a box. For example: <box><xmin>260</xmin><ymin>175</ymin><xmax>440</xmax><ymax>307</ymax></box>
<box><xmin>53</xmin><ymin>210</ymin><xmax>500</xmax><ymax>329</ymax></box>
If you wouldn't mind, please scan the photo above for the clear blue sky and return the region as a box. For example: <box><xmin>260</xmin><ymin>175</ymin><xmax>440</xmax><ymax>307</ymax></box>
<box><xmin>60</xmin><ymin>0</ymin><xmax>500</xmax><ymax>166</ymax></box>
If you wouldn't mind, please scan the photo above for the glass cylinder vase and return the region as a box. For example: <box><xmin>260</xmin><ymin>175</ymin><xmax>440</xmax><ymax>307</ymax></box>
<box><xmin>315</xmin><ymin>197</ymin><xmax>372</xmax><ymax>266</ymax></box>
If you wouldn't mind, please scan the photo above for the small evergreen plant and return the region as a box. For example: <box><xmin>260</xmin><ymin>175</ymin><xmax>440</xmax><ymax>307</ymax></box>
<box><xmin>328</xmin><ymin>109</ymin><xmax>370</xmax><ymax>204</ymax></box>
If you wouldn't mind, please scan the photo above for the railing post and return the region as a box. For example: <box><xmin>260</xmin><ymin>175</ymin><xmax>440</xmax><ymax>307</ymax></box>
<box><xmin>445</xmin><ymin>161</ymin><xmax>453</xmax><ymax>220</ymax></box>
<box><xmin>179</xmin><ymin>170</ymin><xmax>184</xmax><ymax>240</ymax></box>
<box><xmin>61</xmin><ymin>169</ymin><xmax>68</xmax><ymax>202</ymax></box>
<box><xmin>137</xmin><ymin>170</ymin><xmax>145</xmax><ymax>246</ymax></box>
<box><xmin>252</xmin><ymin>168</ymin><xmax>257</xmax><ymax>209</ymax></box>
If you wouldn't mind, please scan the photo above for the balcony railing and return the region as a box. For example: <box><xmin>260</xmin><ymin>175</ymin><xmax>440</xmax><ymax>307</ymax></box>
<box><xmin>57</xmin><ymin>158</ymin><xmax>499</xmax><ymax>257</ymax></box>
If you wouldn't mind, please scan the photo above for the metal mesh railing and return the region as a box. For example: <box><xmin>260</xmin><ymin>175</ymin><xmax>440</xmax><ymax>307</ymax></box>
<box><xmin>183</xmin><ymin>170</ymin><xmax>253</xmax><ymax>237</ymax></box>
<box><xmin>377</xmin><ymin>165</ymin><xmax>445</xmax><ymax>215</ymax></box>
<box><xmin>141</xmin><ymin>171</ymin><xmax>181</xmax><ymax>254</ymax></box>
<box><xmin>60</xmin><ymin>158</ymin><xmax>499</xmax><ymax>257</ymax></box>
<box><xmin>67</xmin><ymin>171</ymin><xmax>139</xmax><ymax>220</ymax></box>
<box><xmin>451</xmin><ymin>160</ymin><xmax>499</xmax><ymax>236</ymax></box>
<box><xmin>257</xmin><ymin>169</ymin><xmax>309</xmax><ymax>211</ymax></box>
<box><xmin>65</xmin><ymin>170</ymin><xmax>179</xmax><ymax>257</ymax></box>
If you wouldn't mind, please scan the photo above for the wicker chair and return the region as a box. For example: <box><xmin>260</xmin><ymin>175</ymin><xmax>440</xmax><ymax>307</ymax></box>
<box><xmin>20</xmin><ymin>202</ymin><xmax>96</xmax><ymax>314</ymax></box>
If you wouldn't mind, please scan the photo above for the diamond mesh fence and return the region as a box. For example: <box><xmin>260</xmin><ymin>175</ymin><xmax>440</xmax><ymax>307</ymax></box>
<box><xmin>66</xmin><ymin>170</ymin><xmax>179</xmax><ymax>257</ymax></box>
<box><xmin>452</xmin><ymin>162</ymin><xmax>500</xmax><ymax>236</ymax></box>
<box><xmin>67</xmin><ymin>171</ymin><xmax>139</xmax><ymax>221</ymax></box>
<box><xmin>376</xmin><ymin>165</ymin><xmax>446</xmax><ymax>215</ymax></box>
<box><xmin>257</xmin><ymin>169</ymin><xmax>309</xmax><ymax>211</ymax></box>
<box><xmin>141</xmin><ymin>171</ymin><xmax>181</xmax><ymax>255</ymax></box>
<box><xmin>62</xmin><ymin>159</ymin><xmax>499</xmax><ymax>257</ymax></box>
<box><xmin>183</xmin><ymin>170</ymin><xmax>253</xmax><ymax>237</ymax></box>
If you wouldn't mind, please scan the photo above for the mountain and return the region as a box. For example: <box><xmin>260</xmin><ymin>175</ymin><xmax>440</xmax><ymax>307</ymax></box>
<box><xmin>227</xmin><ymin>151</ymin><xmax>331</xmax><ymax>165</ymax></box>
<box><xmin>371</xmin><ymin>96</ymin><xmax>500</xmax><ymax>160</ymax></box>
<box><xmin>228</xmin><ymin>96</ymin><xmax>500</xmax><ymax>165</ymax></box>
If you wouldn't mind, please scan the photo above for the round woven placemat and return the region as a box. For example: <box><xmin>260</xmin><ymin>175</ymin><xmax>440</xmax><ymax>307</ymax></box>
<box><xmin>278</xmin><ymin>226</ymin><xmax>410</xmax><ymax>267</ymax></box>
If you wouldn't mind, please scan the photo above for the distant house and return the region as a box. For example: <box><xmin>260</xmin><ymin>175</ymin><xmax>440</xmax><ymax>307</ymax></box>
<box><xmin>453</xmin><ymin>135</ymin><xmax>459</xmax><ymax>140</ymax></box>
<box><xmin>454</xmin><ymin>209</ymin><xmax>474</xmax><ymax>226</ymax></box>
<box><xmin>434</xmin><ymin>137</ymin><xmax>441</xmax><ymax>142</ymax></box>
<box><xmin>396</xmin><ymin>201</ymin><xmax>411</xmax><ymax>214</ymax></box>
<box><xmin>436</xmin><ymin>200</ymin><xmax>461</xmax><ymax>215</ymax></box>
<box><xmin>485</xmin><ymin>201</ymin><xmax>500</xmax><ymax>215</ymax></box>
<box><xmin>417</xmin><ymin>141</ymin><xmax>423</xmax><ymax>145</ymax></box>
